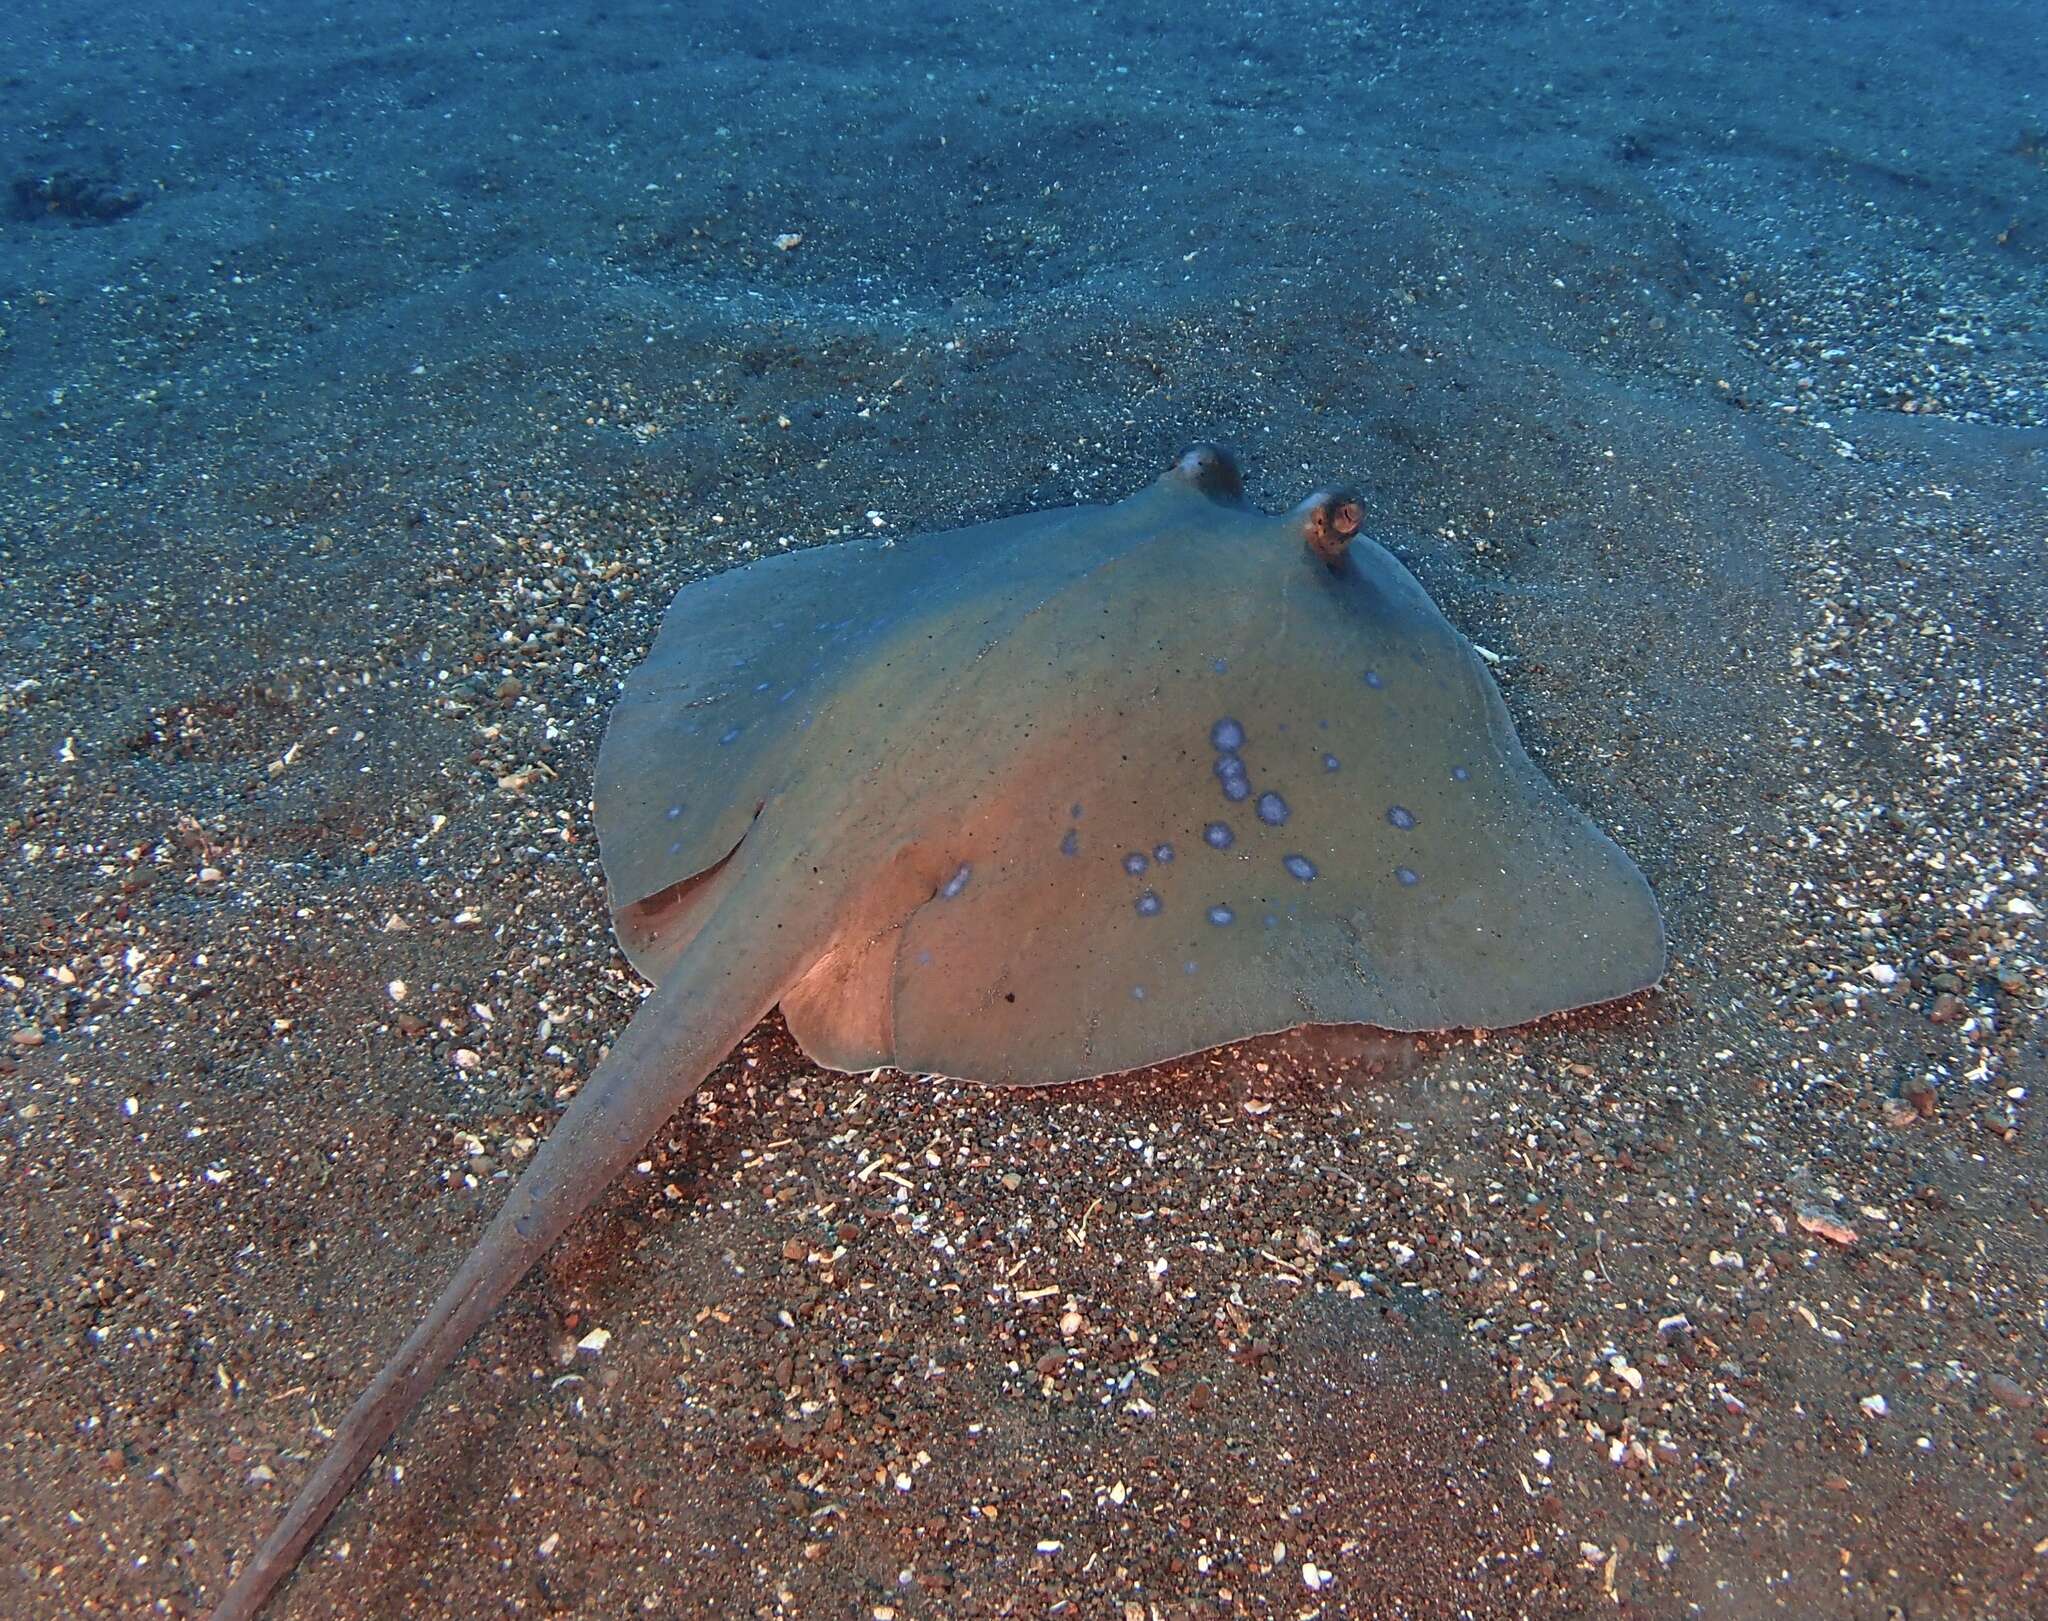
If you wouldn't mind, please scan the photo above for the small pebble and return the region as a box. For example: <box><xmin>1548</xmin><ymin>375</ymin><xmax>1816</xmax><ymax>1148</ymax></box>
<box><xmin>1984</xmin><ymin>1372</ymin><xmax>2033</xmax><ymax>1409</ymax></box>
<box><xmin>1927</xmin><ymin>991</ymin><xmax>1968</xmax><ymax>1023</ymax></box>
<box><xmin>1796</xmin><ymin>1205</ymin><xmax>1858</xmax><ymax>1247</ymax></box>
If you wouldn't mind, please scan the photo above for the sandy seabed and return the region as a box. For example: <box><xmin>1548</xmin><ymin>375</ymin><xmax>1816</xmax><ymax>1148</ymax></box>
<box><xmin>1</xmin><ymin>1</ymin><xmax>2043</xmax><ymax>1616</ymax></box>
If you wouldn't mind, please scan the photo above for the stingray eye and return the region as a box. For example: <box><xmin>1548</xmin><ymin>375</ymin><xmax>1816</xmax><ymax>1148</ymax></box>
<box><xmin>1170</xmin><ymin>442</ymin><xmax>1246</xmax><ymax>505</ymax></box>
<box><xmin>1296</xmin><ymin>490</ymin><xmax>1363</xmax><ymax>564</ymax></box>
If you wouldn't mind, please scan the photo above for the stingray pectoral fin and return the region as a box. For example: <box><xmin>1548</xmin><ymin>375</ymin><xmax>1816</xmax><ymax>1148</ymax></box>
<box><xmin>210</xmin><ymin>877</ymin><xmax>819</xmax><ymax>1621</ymax></box>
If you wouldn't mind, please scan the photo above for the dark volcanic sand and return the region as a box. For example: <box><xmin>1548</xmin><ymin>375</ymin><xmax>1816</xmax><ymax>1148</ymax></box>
<box><xmin>1</xmin><ymin>1</ymin><xmax>2043</xmax><ymax>1616</ymax></box>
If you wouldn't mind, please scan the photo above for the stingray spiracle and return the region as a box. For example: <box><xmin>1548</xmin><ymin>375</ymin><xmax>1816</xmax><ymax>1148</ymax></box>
<box><xmin>1296</xmin><ymin>489</ymin><xmax>1364</xmax><ymax>563</ymax></box>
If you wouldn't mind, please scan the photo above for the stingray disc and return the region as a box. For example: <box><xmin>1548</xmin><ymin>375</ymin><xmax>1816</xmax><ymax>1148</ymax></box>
<box><xmin>597</xmin><ymin>450</ymin><xmax>1664</xmax><ymax>1084</ymax></box>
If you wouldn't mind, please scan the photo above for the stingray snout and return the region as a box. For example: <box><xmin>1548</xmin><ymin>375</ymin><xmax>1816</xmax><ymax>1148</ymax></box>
<box><xmin>1294</xmin><ymin>489</ymin><xmax>1364</xmax><ymax>564</ymax></box>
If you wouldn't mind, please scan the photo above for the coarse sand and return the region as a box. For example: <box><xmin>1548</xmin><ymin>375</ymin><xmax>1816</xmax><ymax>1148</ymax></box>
<box><xmin>1</xmin><ymin>1</ymin><xmax>2042</xmax><ymax>1616</ymax></box>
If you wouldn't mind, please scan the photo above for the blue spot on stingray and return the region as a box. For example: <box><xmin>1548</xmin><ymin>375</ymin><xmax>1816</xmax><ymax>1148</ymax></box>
<box><xmin>730</xmin><ymin>655</ymin><xmax>748</xmax><ymax>670</ymax></box>
<box><xmin>939</xmin><ymin>863</ymin><xmax>972</xmax><ymax>899</ymax></box>
<box><xmin>915</xmin><ymin>949</ymin><xmax>934</xmax><ymax>967</ymax></box>
<box><xmin>665</xmin><ymin>804</ymin><xmax>684</xmax><ymax>820</ymax></box>
<box><xmin>1135</xmin><ymin>889</ymin><xmax>1162</xmax><ymax>916</ymax></box>
<box><xmin>1396</xmin><ymin>866</ymin><xmax>1421</xmax><ymax>887</ymax></box>
<box><xmin>1131</xmin><ymin>984</ymin><xmax>1148</xmax><ymax>1001</ymax></box>
<box><xmin>1183</xmin><ymin>959</ymin><xmax>1199</xmax><ymax>975</ymax></box>
<box><xmin>1256</xmin><ymin>792</ymin><xmax>1290</xmax><ymax>826</ymax></box>
<box><xmin>1322</xmin><ymin>753</ymin><xmax>1341</xmax><ymax>772</ymax></box>
<box><xmin>1060</xmin><ymin>829</ymin><xmax>1080</xmax><ymax>858</ymax></box>
<box><xmin>778</xmin><ymin>688</ymin><xmax>798</xmax><ymax>704</ymax></box>
<box><xmin>1363</xmin><ymin>669</ymin><xmax>1384</xmax><ymax>689</ymax></box>
<box><xmin>1122</xmin><ymin>851</ymin><xmax>1149</xmax><ymax>876</ymax></box>
<box><xmin>1221</xmin><ymin>774</ymin><xmax>1251</xmax><ymax>803</ymax></box>
<box><xmin>1388</xmin><ymin>805</ymin><xmax>1416</xmax><ymax>830</ymax></box>
<box><xmin>1451</xmin><ymin>764</ymin><xmax>1471</xmax><ymax>782</ymax></box>
<box><xmin>667</xmin><ymin>840</ymin><xmax>683</xmax><ymax>856</ymax></box>
<box><xmin>1153</xmin><ymin>843</ymin><xmax>1175</xmax><ymax>864</ymax></box>
<box><xmin>1203</xmin><ymin>821</ymin><xmax>1235</xmax><ymax>850</ymax></box>
<box><xmin>1283</xmin><ymin>854</ymin><xmax>1318</xmax><ymax>882</ymax></box>
<box><xmin>1211</xmin><ymin>657</ymin><xmax>1228</xmax><ymax>675</ymax></box>
<box><xmin>719</xmin><ymin>724</ymin><xmax>744</xmax><ymax>745</ymax></box>
<box><xmin>1207</xmin><ymin>903</ymin><xmax>1235</xmax><ymax>926</ymax></box>
<box><xmin>1264</xmin><ymin>914</ymin><xmax>1279</xmax><ymax>929</ymax></box>
<box><xmin>1212</xmin><ymin>753</ymin><xmax>1246</xmax><ymax>781</ymax></box>
<box><xmin>1070</xmin><ymin>803</ymin><xmax>1084</xmax><ymax>819</ymax></box>
<box><xmin>1211</xmin><ymin>717</ymin><xmax>1245</xmax><ymax>751</ymax></box>
<box><xmin>754</xmin><ymin>681</ymin><xmax>772</xmax><ymax>692</ymax></box>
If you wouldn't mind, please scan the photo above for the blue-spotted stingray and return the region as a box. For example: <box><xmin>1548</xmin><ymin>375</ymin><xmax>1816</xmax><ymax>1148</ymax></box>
<box><xmin>213</xmin><ymin>444</ymin><xmax>1664</xmax><ymax>1617</ymax></box>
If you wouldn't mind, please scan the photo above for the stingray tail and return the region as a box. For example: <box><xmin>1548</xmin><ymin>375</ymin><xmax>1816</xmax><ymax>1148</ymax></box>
<box><xmin>209</xmin><ymin>890</ymin><xmax>811</xmax><ymax>1620</ymax></box>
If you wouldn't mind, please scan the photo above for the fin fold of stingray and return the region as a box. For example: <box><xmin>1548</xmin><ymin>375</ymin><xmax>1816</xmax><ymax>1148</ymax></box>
<box><xmin>209</xmin><ymin>880</ymin><xmax>819</xmax><ymax>1621</ymax></box>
